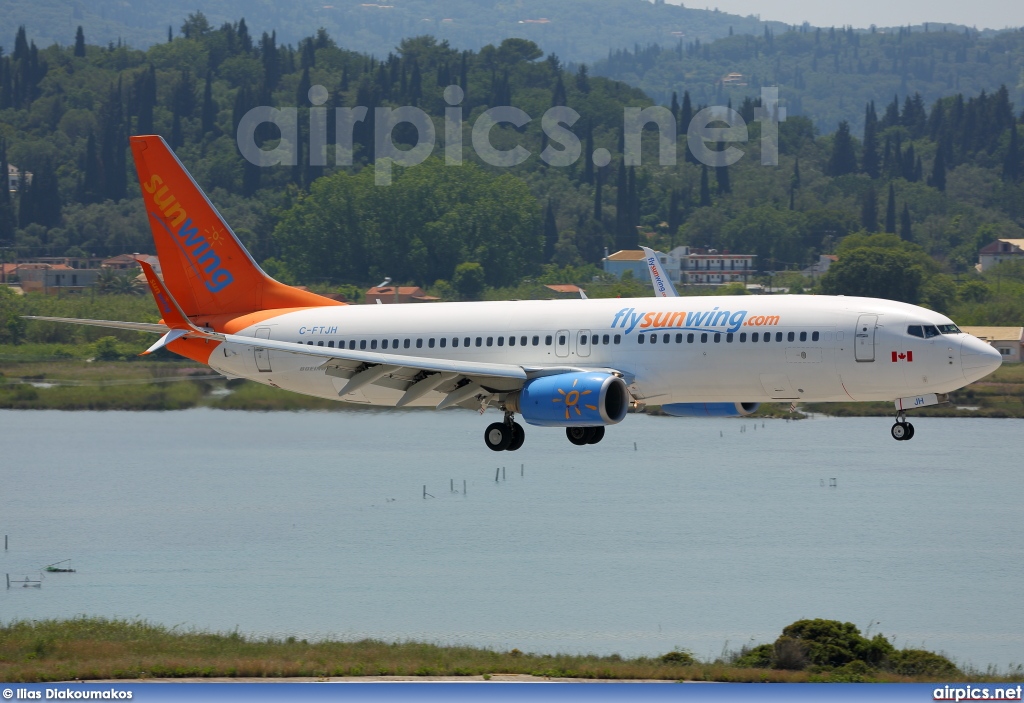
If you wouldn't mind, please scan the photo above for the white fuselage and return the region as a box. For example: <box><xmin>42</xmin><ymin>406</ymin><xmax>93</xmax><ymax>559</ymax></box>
<box><xmin>204</xmin><ymin>295</ymin><xmax>999</xmax><ymax>408</ymax></box>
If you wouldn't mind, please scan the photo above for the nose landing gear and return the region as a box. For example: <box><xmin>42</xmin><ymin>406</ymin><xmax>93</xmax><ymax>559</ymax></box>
<box><xmin>485</xmin><ymin>412</ymin><xmax>525</xmax><ymax>452</ymax></box>
<box><xmin>890</xmin><ymin>411</ymin><xmax>915</xmax><ymax>441</ymax></box>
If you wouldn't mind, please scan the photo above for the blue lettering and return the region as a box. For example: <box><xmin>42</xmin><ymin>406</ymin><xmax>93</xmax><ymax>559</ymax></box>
<box><xmin>624</xmin><ymin>311</ymin><xmax>643</xmax><ymax>335</ymax></box>
<box><xmin>727</xmin><ymin>310</ymin><xmax>746</xmax><ymax>333</ymax></box>
<box><xmin>685</xmin><ymin>311</ymin><xmax>703</xmax><ymax>327</ymax></box>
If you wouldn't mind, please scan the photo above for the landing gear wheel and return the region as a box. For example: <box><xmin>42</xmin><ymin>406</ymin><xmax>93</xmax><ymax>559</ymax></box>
<box><xmin>566</xmin><ymin>427</ymin><xmax>591</xmax><ymax>446</ymax></box>
<box><xmin>891</xmin><ymin>422</ymin><xmax>908</xmax><ymax>441</ymax></box>
<box><xmin>507</xmin><ymin>422</ymin><xmax>525</xmax><ymax>451</ymax></box>
<box><xmin>904</xmin><ymin>422</ymin><xmax>915</xmax><ymax>440</ymax></box>
<box><xmin>586</xmin><ymin>426</ymin><xmax>605</xmax><ymax>444</ymax></box>
<box><xmin>485</xmin><ymin>422</ymin><xmax>512</xmax><ymax>451</ymax></box>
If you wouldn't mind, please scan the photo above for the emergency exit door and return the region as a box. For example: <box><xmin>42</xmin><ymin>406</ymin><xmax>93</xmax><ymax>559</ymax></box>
<box><xmin>854</xmin><ymin>314</ymin><xmax>877</xmax><ymax>362</ymax></box>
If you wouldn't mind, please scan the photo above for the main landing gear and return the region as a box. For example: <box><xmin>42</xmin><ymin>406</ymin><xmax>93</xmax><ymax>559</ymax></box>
<box><xmin>565</xmin><ymin>426</ymin><xmax>605</xmax><ymax>446</ymax></box>
<box><xmin>485</xmin><ymin>412</ymin><xmax>525</xmax><ymax>452</ymax></box>
<box><xmin>890</xmin><ymin>411</ymin><xmax>915</xmax><ymax>441</ymax></box>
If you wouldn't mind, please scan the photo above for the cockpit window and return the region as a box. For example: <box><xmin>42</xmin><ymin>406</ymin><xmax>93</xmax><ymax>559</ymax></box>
<box><xmin>938</xmin><ymin>324</ymin><xmax>961</xmax><ymax>335</ymax></box>
<box><xmin>923</xmin><ymin>325</ymin><xmax>940</xmax><ymax>338</ymax></box>
<box><xmin>907</xmin><ymin>325</ymin><xmax>923</xmax><ymax>338</ymax></box>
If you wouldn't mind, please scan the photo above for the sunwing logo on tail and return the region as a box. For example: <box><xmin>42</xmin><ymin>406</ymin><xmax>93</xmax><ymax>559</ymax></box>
<box><xmin>144</xmin><ymin>174</ymin><xmax>235</xmax><ymax>293</ymax></box>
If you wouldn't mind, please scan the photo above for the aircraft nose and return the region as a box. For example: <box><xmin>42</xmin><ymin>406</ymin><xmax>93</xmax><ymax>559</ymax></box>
<box><xmin>961</xmin><ymin>335</ymin><xmax>1002</xmax><ymax>381</ymax></box>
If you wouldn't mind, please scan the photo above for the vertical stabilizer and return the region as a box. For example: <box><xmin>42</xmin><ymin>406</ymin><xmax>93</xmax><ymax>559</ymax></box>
<box><xmin>130</xmin><ymin>135</ymin><xmax>342</xmax><ymax>317</ymax></box>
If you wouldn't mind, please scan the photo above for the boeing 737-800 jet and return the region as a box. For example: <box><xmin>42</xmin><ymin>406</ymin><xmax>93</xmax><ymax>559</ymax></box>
<box><xmin>30</xmin><ymin>136</ymin><xmax>1002</xmax><ymax>450</ymax></box>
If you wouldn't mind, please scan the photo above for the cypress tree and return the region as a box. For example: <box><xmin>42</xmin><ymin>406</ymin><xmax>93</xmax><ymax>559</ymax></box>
<box><xmin>17</xmin><ymin>173</ymin><xmax>34</xmax><ymax>230</ymax></box>
<box><xmin>791</xmin><ymin>157</ymin><xmax>801</xmax><ymax>189</ymax></box>
<box><xmin>615</xmin><ymin>157</ymin><xmax>628</xmax><ymax>247</ymax></box>
<box><xmin>80</xmin><ymin>132</ymin><xmax>104</xmax><ymax>203</ymax></box>
<box><xmin>583</xmin><ymin>122</ymin><xmax>594</xmax><ymax>185</ymax></box>
<box><xmin>1004</xmin><ymin>125</ymin><xmax>1020</xmax><ymax>182</ymax></box>
<box><xmin>681</xmin><ymin>91</ymin><xmax>695</xmax><ymax>163</ymax></box>
<box><xmin>716</xmin><ymin>163</ymin><xmax>731</xmax><ymax>194</ymax></box>
<box><xmin>884</xmin><ymin>183</ymin><xmax>897</xmax><ymax>233</ymax></box>
<box><xmin>861</xmin><ymin>186</ymin><xmax>878</xmax><ymax>231</ymax></box>
<box><xmin>827</xmin><ymin>120</ymin><xmax>857</xmax><ymax>176</ymax></box>
<box><xmin>593</xmin><ymin>166</ymin><xmax>603</xmax><ymax>222</ymax></box>
<box><xmin>296</xmin><ymin>66</ymin><xmax>311</xmax><ymax>106</ymax></box>
<box><xmin>0</xmin><ymin>139</ymin><xmax>15</xmax><ymax>244</ymax></box>
<box><xmin>74</xmin><ymin>26</ymin><xmax>86</xmax><ymax>58</ymax></box>
<box><xmin>862</xmin><ymin>101</ymin><xmax>880</xmax><ymax>178</ymax></box>
<box><xmin>899</xmin><ymin>203</ymin><xmax>912</xmax><ymax>241</ymax></box>
<box><xmin>201</xmin><ymin>70</ymin><xmax>216</xmax><ymax>135</ymax></box>
<box><xmin>409</xmin><ymin>59</ymin><xmax>422</xmax><ymax>107</ymax></box>
<box><xmin>699</xmin><ymin>165</ymin><xmax>711</xmax><ymax>206</ymax></box>
<box><xmin>928</xmin><ymin>148</ymin><xmax>946</xmax><ymax>191</ymax></box>
<box><xmin>168</xmin><ymin>25</ymin><xmax>173</xmax><ymax>43</ymax></box>
<box><xmin>667</xmin><ymin>189</ymin><xmax>681</xmax><ymax>239</ymax></box>
<box><xmin>543</xmin><ymin>200</ymin><xmax>558</xmax><ymax>263</ymax></box>
<box><xmin>135</xmin><ymin>64</ymin><xmax>156</xmax><ymax>135</ymax></box>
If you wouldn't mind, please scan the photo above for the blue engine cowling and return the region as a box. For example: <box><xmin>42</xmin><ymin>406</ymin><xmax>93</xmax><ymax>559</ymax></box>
<box><xmin>660</xmin><ymin>402</ymin><xmax>760</xmax><ymax>417</ymax></box>
<box><xmin>508</xmin><ymin>372</ymin><xmax>630</xmax><ymax>427</ymax></box>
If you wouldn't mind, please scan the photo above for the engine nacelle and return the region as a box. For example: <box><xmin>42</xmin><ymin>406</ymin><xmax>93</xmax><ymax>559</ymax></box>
<box><xmin>660</xmin><ymin>402</ymin><xmax>760</xmax><ymax>417</ymax></box>
<box><xmin>506</xmin><ymin>372</ymin><xmax>630</xmax><ymax>427</ymax></box>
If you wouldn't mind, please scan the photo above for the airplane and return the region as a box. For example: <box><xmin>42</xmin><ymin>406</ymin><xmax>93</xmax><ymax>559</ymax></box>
<box><xmin>641</xmin><ymin>246</ymin><xmax>679</xmax><ymax>297</ymax></box>
<box><xmin>28</xmin><ymin>136</ymin><xmax>1002</xmax><ymax>450</ymax></box>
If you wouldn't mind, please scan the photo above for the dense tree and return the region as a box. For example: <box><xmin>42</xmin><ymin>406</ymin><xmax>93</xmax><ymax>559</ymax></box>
<box><xmin>827</xmin><ymin>121</ymin><xmax>857</xmax><ymax>176</ymax></box>
<box><xmin>820</xmin><ymin>246</ymin><xmax>926</xmax><ymax>303</ymax></box>
<box><xmin>884</xmin><ymin>184</ymin><xmax>896</xmax><ymax>234</ymax></box>
<box><xmin>73</xmin><ymin>26</ymin><xmax>86</xmax><ymax>58</ymax></box>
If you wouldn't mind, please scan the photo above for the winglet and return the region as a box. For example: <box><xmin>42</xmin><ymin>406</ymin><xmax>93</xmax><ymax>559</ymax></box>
<box><xmin>640</xmin><ymin>246</ymin><xmax>679</xmax><ymax>297</ymax></box>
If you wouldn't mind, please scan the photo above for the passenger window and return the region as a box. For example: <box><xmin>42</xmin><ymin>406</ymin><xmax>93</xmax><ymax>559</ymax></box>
<box><xmin>675</xmin><ymin>333</ymin><xmax>682</xmax><ymax>343</ymax></box>
<box><xmin>924</xmin><ymin>325</ymin><xmax>940</xmax><ymax>338</ymax></box>
<box><xmin>360</xmin><ymin>340</ymin><xmax>367</xmax><ymax>350</ymax></box>
<box><xmin>787</xmin><ymin>332</ymin><xmax>795</xmax><ymax>342</ymax></box>
<box><xmin>558</xmin><ymin>335</ymin><xmax>566</xmax><ymax>345</ymax></box>
<box><xmin>498</xmin><ymin>337</ymin><xmax>504</xmax><ymax>346</ymax></box>
<box><xmin>714</xmin><ymin>333</ymin><xmax>721</xmax><ymax>343</ymax></box>
<box><xmin>638</xmin><ymin>334</ymin><xmax>645</xmax><ymax>344</ymax></box>
<box><xmin>581</xmin><ymin>334</ymin><xmax>588</xmax><ymax>345</ymax></box>
<box><xmin>349</xmin><ymin>341</ymin><xmax>356</xmax><ymax>350</ymax></box>
<box><xmin>416</xmin><ymin>339</ymin><xmax>423</xmax><ymax>348</ymax></box>
<box><xmin>371</xmin><ymin>339</ymin><xmax>378</xmax><ymax>349</ymax></box>
<box><xmin>532</xmin><ymin>335</ymin><xmax>539</xmax><ymax>346</ymax></box>
<box><xmin>404</xmin><ymin>339</ymin><xmax>410</xmax><ymax>349</ymax></box>
<box><xmin>687</xmin><ymin>333</ymin><xmax>694</xmax><ymax>343</ymax></box>
<box><xmin>440</xmin><ymin>338</ymin><xmax>447</xmax><ymax>348</ymax></box>
<box><xmin>452</xmin><ymin>337</ymin><xmax>459</xmax><ymax>348</ymax></box>
<box><xmin>649</xmin><ymin>333</ymin><xmax>657</xmax><ymax>344</ymax></box>
<box><xmin>740</xmin><ymin>333</ymin><xmax>746</xmax><ymax>342</ymax></box>
<box><xmin>775</xmin><ymin>332</ymin><xmax>783</xmax><ymax>342</ymax></box>
<box><xmin>428</xmin><ymin>338</ymin><xmax>435</xmax><ymax>348</ymax></box>
<box><xmin>487</xmin><ymin>337</ymin><xmax>494</xmax><ymax>346</ymax></box>
<box><xmin>328</xmin><ymin>341</ymin><xmax>335</xmax><ymax>348</ymax></box>
<box><xmin>520</xmin><ymin>336</ymin><xmax>527</xmax><ymax>346</ymax></box>
<box><xmin>476</xmin><ymin>337</ymin><xmax>482</xmax><ymax>347</ymax></box>
<box><xmin>701</xmin><ymin>333</ymin><xmax>708</xmax><ymax>343</ymax></box>
<box><xmin>307</xmin><ymin>341</ymin><xmax>313</xmax><ymax>345</ymax></box>
<box><xmin>614</xmin><ymin>334</ymin><xmax>621</xmax><ymax>344</ymax></box>
<box><xmin>393</xmin><ymin>339</ymin><xmax>399</xmax><ymax>348</ymax></box>
<box><xmin>663</xmin><ymin>333</ymin><xmax>670</xmax><ymax>344</ymax></box>
<box><xmin>752</xmin><ymin>332</ymin><xmax>759</xmax><ymax>342</ymax></box>
<box><xmin>546</xmin><ymin>335</ymin><xmax>553</xmax><ymax>345</ymax></box>
<box><xmin>602</xmin><ymin>334</ymin><xmax>609</xmax><ymax>344</ymax></box>
<box><xmin>317</xmin><ymin>341</ymin><xmax>324</xmax><ymax>347</ymax></box>
<box><xmin>726</xmin><ymin>333</ymin><xmax>733</xmax><ymax>343</ymax></box>
<box><xmin>812</xmin><ymin>331</ymin><xmax>819</xmax><ymax>342</ymax></box>
<box><xmin>509</xmin><ymin>336</ymin><xmax>516</xmax><ymax>347</ymax></box>
<box><xmin>382</xmin><ymin>339</ymin><xmax>389</xmax><ymax>349</ymax></box>
<box><xmin>799</xmin><ymin>331</ymin><xmax>807</xmax><ymax>342</ymax></box>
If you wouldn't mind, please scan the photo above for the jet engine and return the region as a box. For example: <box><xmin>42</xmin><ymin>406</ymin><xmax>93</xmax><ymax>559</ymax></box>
<box><xmin>506</xmin><ymin>372</ymin><xmax>630</xmax><ymax>427</ymax></box>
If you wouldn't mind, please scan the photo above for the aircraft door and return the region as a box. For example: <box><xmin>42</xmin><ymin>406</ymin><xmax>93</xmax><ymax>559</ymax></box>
<box><xmin>254</xmin><ymin>327</ymin><xmax>272</xmax><ymax>372</ymax></box>
<box><xmin>555</xmin><ymin>330</ymin><xmax>570</xmax><ymax>358</ymax></box>
<box><xmin>854</xmin><ymin>314</ymin><xmax>877</xmax><ymax>362</ymax></box>
<box><xmin>577</xmin><ymin>330</ymin><xmax>592</xmax><ymax>357</ymax></box>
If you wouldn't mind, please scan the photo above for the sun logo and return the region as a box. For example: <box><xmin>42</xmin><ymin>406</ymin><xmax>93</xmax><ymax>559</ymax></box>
<box><xmin>205</xmin><ymin>225</ymin><xmax>227</xmax><ymax>247</ymax></box>
<box><xmin>552</xmin><ymin>378</ymin><xmax>598</xmax><ymax>420</ymax></box>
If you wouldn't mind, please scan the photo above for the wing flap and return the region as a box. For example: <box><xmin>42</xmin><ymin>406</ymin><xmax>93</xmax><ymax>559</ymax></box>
<box><xmin>24</xmin><ymin>316</ymin><xmax>169</xmax><ymax>334</ymax></box>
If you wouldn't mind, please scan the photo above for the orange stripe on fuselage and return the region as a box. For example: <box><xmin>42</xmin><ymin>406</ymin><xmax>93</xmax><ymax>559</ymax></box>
<box><xmin>158</xmin><ymin>308</ymin><xmax>309</xmax><ymax>364</ymax></box>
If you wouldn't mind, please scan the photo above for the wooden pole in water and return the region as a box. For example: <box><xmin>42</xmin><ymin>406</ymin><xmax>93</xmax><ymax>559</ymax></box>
<box><xmin>502</xmin><ymin>466</ymin><xmax>505</xmax><ymax>480</ymax></box>
<box><xmin>451</xmin><ymin>479</ymin><xmax>454</xmax><ymax>492</ymax></box>
<box><xmin>521</xmin><ymin>464</ymin><xmax>524</xmax><ymax>477</ymax></box>
<box><xmin>495</xmin><ymin>467</ymin><xmax>500</xmax><ymax>482</ymax></box>
<box><xmin>463</xmin><ymin>479</ymin><xmax>466</xmax><ymax>495</ymax></box>
<box><xmin>423</xmin><ymin>485</ymin><xmax>426</xmax><ymax>499</ymax></box>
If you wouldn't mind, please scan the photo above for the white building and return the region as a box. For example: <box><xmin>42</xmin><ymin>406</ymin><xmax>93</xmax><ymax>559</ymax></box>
<box><xmin>978</xmin><ymin>239</ymin><xmax>1024</xmax><ymax>272</ymax></box>
<box><xmin>602</xmin><ymin>247</ymin><xmax>756</xmax><ymax>286</ymax></box>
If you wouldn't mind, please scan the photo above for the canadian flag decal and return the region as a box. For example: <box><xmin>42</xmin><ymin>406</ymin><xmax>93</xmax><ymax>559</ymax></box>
<box><xmin>891</xmin><ymin>351</ymin><xmax>914</xmax><ymax>362</ymax></box>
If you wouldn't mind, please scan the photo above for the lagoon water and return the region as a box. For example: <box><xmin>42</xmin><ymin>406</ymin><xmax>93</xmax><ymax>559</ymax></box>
<box><xmin>1</xmin><ymin>408</ymin><xmax>1022</xmax><ymax>670</ymax></box>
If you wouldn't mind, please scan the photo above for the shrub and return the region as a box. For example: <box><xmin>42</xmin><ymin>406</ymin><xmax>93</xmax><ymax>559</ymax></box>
<box><xmin>888</xmin><ymin>649</ymin><xmax>960</xmax><ymax>677</ymax></box>
<box><xmin>660</xmin><ymin>649</ymin><xmax>695</xmax><ymax>665</ymax></box>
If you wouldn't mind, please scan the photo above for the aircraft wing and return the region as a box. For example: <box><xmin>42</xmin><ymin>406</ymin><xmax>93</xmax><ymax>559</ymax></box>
<box><xmin>24</xmin><ymin>316</ymin><xmax>170</xmax><ymax>334</ymax></box>
<box><xmin>640</xmin><ymin>246</ymin><xmax>678</xmax><ymax>297</ymax></box>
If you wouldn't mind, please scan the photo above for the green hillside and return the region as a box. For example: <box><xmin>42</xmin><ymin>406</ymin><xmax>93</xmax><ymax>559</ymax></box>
<box><xmin>0</xmin><ymin>0</ymin><xmax>794</xmax><ymax>65</ymax></box>
<box><xmin>595</xmin><ymin>26</ymin><xmax>1024</xmax><ymax>134</ymax></box>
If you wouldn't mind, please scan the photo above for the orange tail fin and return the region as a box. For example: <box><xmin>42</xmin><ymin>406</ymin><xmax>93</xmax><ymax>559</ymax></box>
<box><xmin>130</xmin><ymin>135</ymin><xmax>343</xmax><ymax>317</ymax></box>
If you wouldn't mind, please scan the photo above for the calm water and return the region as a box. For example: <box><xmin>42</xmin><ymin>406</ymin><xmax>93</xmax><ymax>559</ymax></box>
<box><xmin>1</xmin><ymin>409</ymin><xmax>1022</xmax><ymax>669</ymax></box>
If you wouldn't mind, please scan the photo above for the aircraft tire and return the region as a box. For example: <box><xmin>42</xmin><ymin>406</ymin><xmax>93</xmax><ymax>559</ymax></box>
<box><xmin>566</xmin><ymin>427</ymin><xmax>591</xmax><ymax>446</ymax></box>
<box><xmin>890</xmin><ymin>422</ymin><xmax>907</xmax><ymax>441</ymax></box>
<box><xmin>507</xmin><ymin>422</ymin><xmax>525</xmax><ymax>451</ymax></box>
<box><xmin>485</xmin><ymin>422</ymin><xmax>512</xmax><ymax>451</ymax></box>
<box><xmin>586</xmin><ymin>426</ymin><xmax>605</xmax><ymax>444</ymax></box>
<box><xmin>904</xmin><ymin>422</ymin><xmax>915</xmax><ymax>440</ymax></box>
